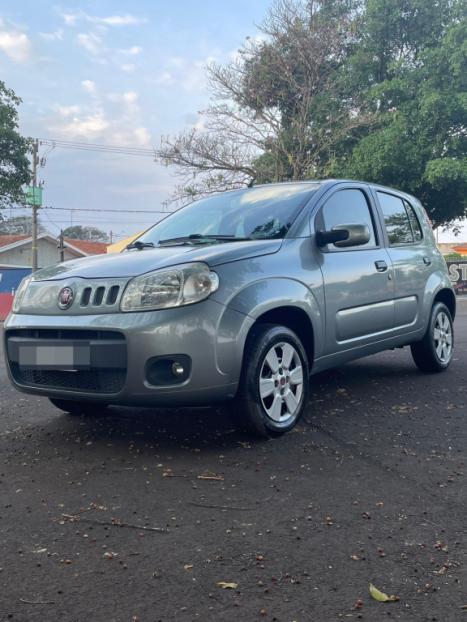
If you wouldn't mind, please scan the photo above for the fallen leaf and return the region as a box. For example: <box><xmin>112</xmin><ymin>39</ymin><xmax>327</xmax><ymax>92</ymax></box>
<box><xmin>350</xmin><ymin>554</ymin><xmax>360</xmax><ymax>561</ymax></box>
<box><xmin>369</xmin><ymin>583</ymin><xmax>399</xmax><ymax>602</ymax></box>
<box><xmin>216</xmin><ymin>581</ymin><xmax>238</xmax><ymax>589</ymax></box>
<box><xmin>197</xmin><ymin>471</ymin><xmax>224</xmax><ymax>481</ymax></box>
<box><xmin>184</xmin><ymin>564</ymin><xmax>193</xmax><ymax>571</ymax></box>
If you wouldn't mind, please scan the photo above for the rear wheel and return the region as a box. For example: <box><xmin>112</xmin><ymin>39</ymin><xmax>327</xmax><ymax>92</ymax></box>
<box><xmin>49</xmin><ymin>398</ymin><xmax>109</xmax><ymax>416</ymax></box>
<box><xmin>411</xmin><ymin>302</ymin><xmax>454</xmax><ymax>373</ymax></box>
<box><xmin>231</xmin><ymin>323</ymin><xmax>309</xmax><ymax>438</ymax></box>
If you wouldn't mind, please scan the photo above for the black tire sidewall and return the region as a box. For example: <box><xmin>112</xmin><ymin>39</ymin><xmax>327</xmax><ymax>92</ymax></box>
<box><xmin>241</xmin><ymin>324</ymin><xmax>309</xmax><ymax>436</ymax></box>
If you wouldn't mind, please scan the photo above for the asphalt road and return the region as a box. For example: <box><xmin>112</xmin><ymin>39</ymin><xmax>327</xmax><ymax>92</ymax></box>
<box><xmin>1</xmin><ymin>303</ymin><xmax>466</xmax><ymax>622</ymax></box>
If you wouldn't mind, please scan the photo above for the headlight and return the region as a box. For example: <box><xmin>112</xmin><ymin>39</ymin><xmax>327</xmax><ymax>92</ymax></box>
<box><xmin>120</xmin><ymin>262</ymin><xmax>219</xmax><ymax>312</ymax></box>
<box><xmin>12</xmin><ymin>276</ymin><xmax>32</xmax><ymax>313</ymax></box>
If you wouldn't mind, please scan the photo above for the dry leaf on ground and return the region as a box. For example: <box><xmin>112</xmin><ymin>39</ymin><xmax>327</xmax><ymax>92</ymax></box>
<box><xmin>369</xmin><ymin>583</ymin><xmax>399</xmax><ymax>602</ymax></box>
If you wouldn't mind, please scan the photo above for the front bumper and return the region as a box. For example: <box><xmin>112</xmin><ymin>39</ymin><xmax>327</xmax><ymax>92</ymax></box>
<box><xmin>3</xmin><ymin>299</ymin><xmax>253</xmax><ymax>406</ymax></box>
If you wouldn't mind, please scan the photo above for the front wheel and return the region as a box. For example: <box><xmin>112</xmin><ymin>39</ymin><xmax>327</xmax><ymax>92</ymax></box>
<box><xmin>231</xmin><ymin>323</ymin><xmax>309</xmax><ymax>438</ymax></box>
<box><xmin>49</xmin><ymin>398</ymin><xmax>109</xmax><ymax>416</ymax></box>
<box><xmin>411</xmin><ymin>302</ymin><xmax>454</xmax><ymax>373</ymax></box>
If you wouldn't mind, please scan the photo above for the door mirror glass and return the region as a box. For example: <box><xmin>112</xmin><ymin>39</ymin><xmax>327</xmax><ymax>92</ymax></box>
<box><xmin>317</xmin><ymin>224</ymin><xmax>371</xmax><ymax>248</ymax></box>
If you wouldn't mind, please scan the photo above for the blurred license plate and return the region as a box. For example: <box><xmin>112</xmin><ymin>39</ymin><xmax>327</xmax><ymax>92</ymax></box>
<box><xmin>19</xmin><ymin>345</ymin><xmax>90</xmax><ymax>369</ymax></box>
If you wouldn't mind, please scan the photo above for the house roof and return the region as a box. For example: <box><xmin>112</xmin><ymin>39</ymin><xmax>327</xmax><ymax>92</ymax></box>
<box><xmin>63</xmin><ymin>238</ymin><xmax>108</xmax><ymax>255</ymax></box>
<box><xmin>0</xmin><ymin>233</ymin><xmax>108</xmax><ymax>257</ymax></box>
<box><xmin>0</xmin><ymin>235</ymin><xmax>29</xmax><ymax>249</ymax></box>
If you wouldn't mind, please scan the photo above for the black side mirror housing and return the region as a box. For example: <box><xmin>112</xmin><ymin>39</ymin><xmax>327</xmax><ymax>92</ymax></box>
<box><xmin>316</xmin><ymin>224</ymin><xmax>371</xmax><ymax>248</ymax></box>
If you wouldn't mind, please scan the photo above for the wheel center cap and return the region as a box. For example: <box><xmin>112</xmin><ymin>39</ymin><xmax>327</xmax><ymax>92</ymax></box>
<box><xmin>280</xmin><ymin>377</ymin><xmax>286</xmax><ymax>387</ymax></box>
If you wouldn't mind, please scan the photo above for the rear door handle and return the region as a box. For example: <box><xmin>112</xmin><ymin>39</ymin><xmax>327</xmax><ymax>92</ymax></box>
<box><xmin>423</xmin><ymin>256</ymin><xmax>431</xmax><ymax>266</ymax></box>
<box><xmin>375</xmin><ymin>260</ymin><xmax>388</xmax><ymax>272</ymax></box>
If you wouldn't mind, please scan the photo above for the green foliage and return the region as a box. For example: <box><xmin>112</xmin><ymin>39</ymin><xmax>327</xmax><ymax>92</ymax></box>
<box><xmin>0</xmin><ymin>81</ymin><xmax>30</xmax><ymax>208</ymax></box>
<box><xmin>62</xmin><ymin>225</ymin><xmax>109</xmax><ymax>242</ymax></box>
<box><xmin>331</xmin><ymin>5</ymin><xmax>467</xmax><ymax>225</ymax></box>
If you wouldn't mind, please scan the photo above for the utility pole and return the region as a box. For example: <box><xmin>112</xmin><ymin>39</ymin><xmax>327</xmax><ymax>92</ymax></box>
<box><xmin>110</xmin><ymin>230</ymin><xmax>114</xmax><ymax>244</ymax></box>
<box><xmin>31</xmin><ymin>139</ymin><xmax>39</xmax><ymax>272</ymax></box>
<box><xmin>58</xmin><ymin>229</ymin><xmax>65</xmax><ymax>262</ymax></box>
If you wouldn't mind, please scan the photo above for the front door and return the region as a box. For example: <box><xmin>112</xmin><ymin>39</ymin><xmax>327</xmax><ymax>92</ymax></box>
<box><xmin>314</xmin><ymin>185</ymin><xmax>395</xmax><ymax>354</ymax></box>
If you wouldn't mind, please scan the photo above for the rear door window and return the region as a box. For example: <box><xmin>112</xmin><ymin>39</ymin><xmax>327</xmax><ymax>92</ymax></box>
<box><xmin>404</xmin><ymin>200</ymin><xmax>423</xmax><ymax>242</ymax></box>
<box><xmin>377</xmin><ymin>192</ymin><xmax>414</xmax><ymax>245</ymax></box>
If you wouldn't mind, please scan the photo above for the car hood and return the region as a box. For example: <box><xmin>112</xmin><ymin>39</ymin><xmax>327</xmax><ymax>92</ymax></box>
<box><xmin>32</xmin><ymin>239</ymin><xmax>282</xmax><ymax>281</ymax></box>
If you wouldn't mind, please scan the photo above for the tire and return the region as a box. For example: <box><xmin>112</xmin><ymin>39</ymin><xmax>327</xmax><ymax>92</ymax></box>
<box><xmin>49</xmin><ymin>397</ymin><xmax>109</xmax><ymax>416</ymax></box>
<box><xmin>411</xmin><ymin>302</ymin><xmax>454</xmax><ymax>373</ymax></box>
<box><xmin>231</xmin><ymin>323</ymin><xmax>309</xmax><ymax>438</ymax></box>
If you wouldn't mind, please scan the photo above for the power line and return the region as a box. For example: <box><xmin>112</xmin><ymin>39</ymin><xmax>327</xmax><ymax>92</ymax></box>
<box><xmin>39</xmin><ymin>138</ymin><xmax>157</xmax><ymax>157</ymax></box>
<box><xmin>41</xmin><ymin>206</ymin><xmax>173</xmax><ymax>214</ymax></box>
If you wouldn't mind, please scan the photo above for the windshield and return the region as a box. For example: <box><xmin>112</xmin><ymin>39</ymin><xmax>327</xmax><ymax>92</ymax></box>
<box><xmin>135</xmin><ymin>184</ymin><xmax>320</xmax><ymax>246</ymax></box>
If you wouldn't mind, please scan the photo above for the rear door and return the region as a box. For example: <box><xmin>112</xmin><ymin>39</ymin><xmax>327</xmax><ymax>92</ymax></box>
<box><xmin>374</xmin><ymin>190</ymin><xmax>429</xmax><ymax>333</ymax></box>
<box><xmin>314</xmin><ymin>185</ymin><xmax>395</xmax><ymax>354</ymax></box>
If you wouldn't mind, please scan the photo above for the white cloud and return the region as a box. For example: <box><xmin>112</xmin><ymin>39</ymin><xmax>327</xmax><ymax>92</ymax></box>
<box><xmin>60</xmin><ymin>11</ymin><xmax>146</xmax><ymax>28</ymax></box>
<box><xmin>108</xmin><ymin>91</ymin><xmax>140</xmax><ymax>114</ymax></box>
<box><xmin>77</xmin><ymin>32</ymin><xmax>102</xmax><ymax>55</ymax></box>
<box><xmin>56</xmin><ymin>104</ymin><xmax>81</xmax><ymax>117</ymax></box>
<box><xmin>50</xmin><ymin>86</ymin><xmax>150</xmax><ymax>147</ymax></box>
<box><xmin>133</xmin><ymin>127</ymin><xmax>151</xmax><ymax>145</ymax></box>
<box><xmin>154</xmin><ymin>71</ymin><xmax>174</xmax><ymax>85</ymax></box>
<box><xmin>60</xmin><ymin>113</ymin><xmax>110</xmax><ymax>138</ymax></box>
<box><xmin>81</xmin><ymin>80</ymin><xmax>97</xmax><ymax>94</ymax></box>
<box><xmin>61</xmin><ymin>13</ymin><xmax>79</xmax><ymax>26</ymax></box>
<box><xmin>40</xmin><ymin>29</ymin><xmax>64</xmax><ymax>41</ymax></box>
<box><xmin>89</xmin><ymin>14</ymin><xmax>146</xmax><ymax>27</ymax></box>
<box><xmin>120</xmin><ymin>63</ymin><xmax>135</xmax><ymax>73</ymax></box>
<box><xmin>157</xmin><ymin>55</ymin><xmax>216</xmax><ymax>92</ymax></box>
<box><xmin>0</xmin><ymin>28</ymin><xmax>32</xmax><ymax>63</ymax></box>
<box><xmin>119</xmin><ymin>45</ymin><xmax>142</xmax><ymax>56</ymax></box>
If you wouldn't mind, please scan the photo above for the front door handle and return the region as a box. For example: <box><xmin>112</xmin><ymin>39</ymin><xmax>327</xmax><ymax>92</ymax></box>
<box><xmin>375</xmin><ymin>260</ymin><xmax>388</xmax><ymax>272</ymax></box>
<box><xmin>423</xmin><ymin>256</ymin><xmax>432</xmax><ymax>266</ymax></box>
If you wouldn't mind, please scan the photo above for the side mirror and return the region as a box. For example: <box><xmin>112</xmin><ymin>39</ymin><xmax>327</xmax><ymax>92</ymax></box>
<box><xmin>316</xmin><ymin>224</ymin><xmax>371</xmax><ymax>248</ymax></box>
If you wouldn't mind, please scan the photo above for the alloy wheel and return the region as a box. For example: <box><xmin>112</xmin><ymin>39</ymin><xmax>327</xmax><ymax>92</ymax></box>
<box><xmin>259</xmin><ymin>341</ymin><xmax>304</xmax><ymax>423</ymax></box>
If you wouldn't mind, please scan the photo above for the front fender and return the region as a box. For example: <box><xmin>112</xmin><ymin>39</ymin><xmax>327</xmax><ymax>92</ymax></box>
<box><xmin>215</xmin><ymin>278</ymin><xmax>323</xmax><ymax>378</ymax></box>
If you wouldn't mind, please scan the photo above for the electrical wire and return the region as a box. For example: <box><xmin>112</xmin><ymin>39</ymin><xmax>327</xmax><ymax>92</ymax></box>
<box><xmin>39</xmin><ymin>138</ymin><xmax>156</xmax><ymax>157</ymax></box>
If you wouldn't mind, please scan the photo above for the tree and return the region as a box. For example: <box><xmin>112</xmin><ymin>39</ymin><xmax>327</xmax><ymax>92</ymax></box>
<box><xmin>333</xmin><ymin>1</ymin><xmax>466</xmax><ymax>226</ymax></box>
<box><xmin>158</xmin><ymin>0</ymin><xmax>466</xmax><ymax>226</ymax></box>
<box><xmin>0</xmin><ymin>215</ymin><xmax>44</xmax><ymax>236</ymax></box>
<box><xmin>0</xmin><ymin>81</ymin><xmax>30</xmax><ymax>208</ymax></box>
<box><xmin>157</xmin><ymin>0</ymin><xmax>368</xmax><ymax>203</ymax></box>
<box><xmin>62</xmin><ymin>225</ymin><xmax>109</xmax><ymax>242</ymax></box>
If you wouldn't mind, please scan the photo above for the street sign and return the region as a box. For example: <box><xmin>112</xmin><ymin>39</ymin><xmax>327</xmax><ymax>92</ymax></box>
<box><xmin>446</xmin><ymin>260</ymin><xmax>467</xmax><ymax>296</ymax></box>
<box><xmin>26</xmin><ymin>186</ymin><xmax>42</xmax><ymax>206</ymax></box>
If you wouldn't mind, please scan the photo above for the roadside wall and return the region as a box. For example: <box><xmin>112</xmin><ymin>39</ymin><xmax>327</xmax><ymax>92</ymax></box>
<box><xmin>0</xmin><ymin>267</ymin><xmax>31</xmax><ymax>320</ymax></box>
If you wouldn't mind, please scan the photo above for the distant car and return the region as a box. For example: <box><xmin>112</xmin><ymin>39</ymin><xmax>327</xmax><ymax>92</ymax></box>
<box><xmin>3</xmin><ymin>180</ymin><xmax>456</xmax><ymax>437</ymax></box>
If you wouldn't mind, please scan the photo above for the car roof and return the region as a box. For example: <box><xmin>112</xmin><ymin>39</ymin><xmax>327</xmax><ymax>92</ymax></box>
<box><xmin>251</xmin><ymin>179</ymin><xmax>419</xmax><ymax>204</ymax></box>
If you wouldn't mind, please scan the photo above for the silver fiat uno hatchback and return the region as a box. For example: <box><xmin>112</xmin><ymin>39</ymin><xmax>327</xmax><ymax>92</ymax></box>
<box><xmin>4</xmin><ymin>180</ymin><xmax>456</xmax><ymax>437</ymax></box>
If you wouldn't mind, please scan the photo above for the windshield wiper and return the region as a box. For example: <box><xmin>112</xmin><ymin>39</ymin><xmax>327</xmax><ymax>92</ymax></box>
<box><xmin>158</xmin><ymin>234</ymin><xmax>251</xmax><ymax>246</ymax></box>
<box><xmin>126</xmin><ymin>240</ymin><xmax>156</xmax><ymax>250</ymax></box>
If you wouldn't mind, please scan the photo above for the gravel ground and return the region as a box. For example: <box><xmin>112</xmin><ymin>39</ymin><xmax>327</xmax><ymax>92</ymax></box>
<box><xmin>1</xmin><ymin>302</ymin><xmax>466</xmax><ymax>622</ymax></box>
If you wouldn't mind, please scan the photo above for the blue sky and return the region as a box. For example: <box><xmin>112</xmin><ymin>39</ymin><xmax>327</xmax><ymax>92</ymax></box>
<box><xmin>0</xmin><ymin>0</ymin><xmax>271</xmax><ymax>240</ymax></box>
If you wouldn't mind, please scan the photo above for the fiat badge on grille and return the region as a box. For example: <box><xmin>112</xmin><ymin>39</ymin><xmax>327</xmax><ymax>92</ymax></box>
<box><xmin>58</xmin><ymin>286</ymin><xmax>74</xmax><ymax>310</ymax></box>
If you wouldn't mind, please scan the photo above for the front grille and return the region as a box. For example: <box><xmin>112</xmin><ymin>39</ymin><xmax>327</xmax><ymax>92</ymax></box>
<box><xmin>6</xmin><ymin>329</ymin><xmax>127</xmax><ymax>395</ymax></box>
<box><xmin>10</xmin><ymin>364</ymin><xmax>126</xmax><ymax>393</ymax></box>
<box><xmin>80</xmin><ymin>284</ymin><xmax>121</xmax><ymax>308</ymax></box>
